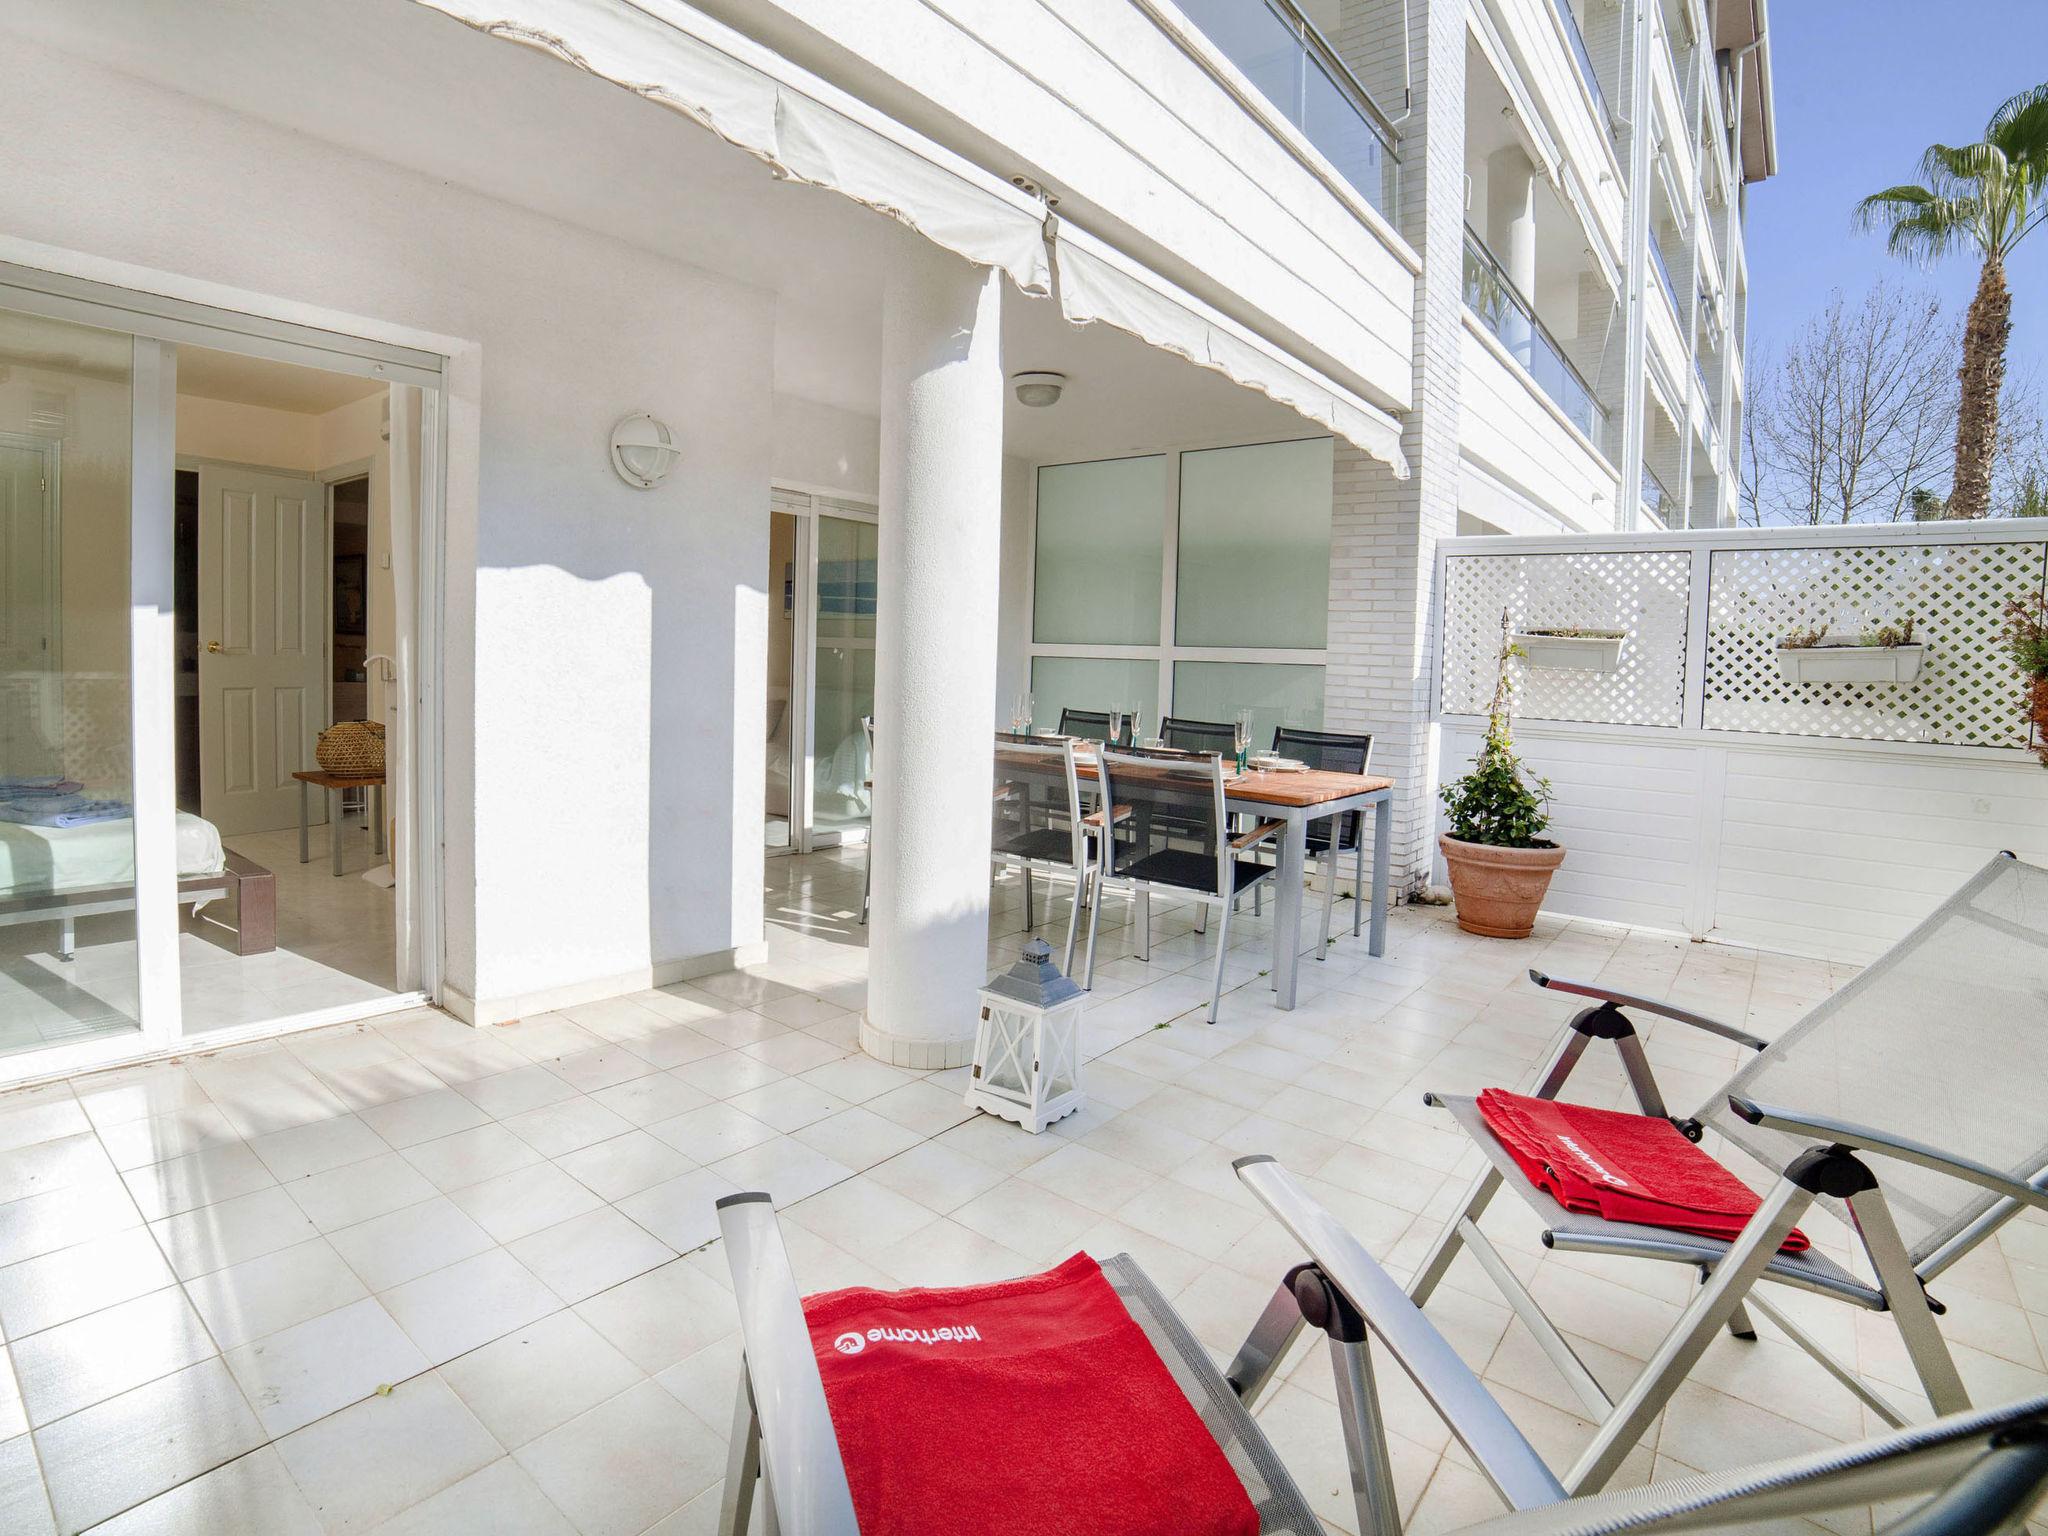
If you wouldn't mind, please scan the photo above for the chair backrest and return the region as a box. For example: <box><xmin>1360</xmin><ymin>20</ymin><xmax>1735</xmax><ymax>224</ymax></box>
<box><xmin>1058</xmin><ymin>707</ymin><xmax>1115</xmax><ymax>745</ymax></box>
<box><xmin>1704</xmin><ymin>852</ymin><xmax>2048</xmax><ymax>1267</ymax></box>
<box><xmin>1096</xmin><ymin>744</ymin><xmax>1228</xmax><ymax>894</ymax></box>
<box><xmin>1274</xmin><ymin>726</ymin><xmax>1373</xmax><ymax>850</ymax></box>
<box><xmin>991</xmin><ymin>733</ymin><xmax>1084</xmax><ymax>871</ymax></box>
<box><xmin>1162</xmin><ymin>715</ymin><xmax>1236</xmax><ymax>756</ymax></box>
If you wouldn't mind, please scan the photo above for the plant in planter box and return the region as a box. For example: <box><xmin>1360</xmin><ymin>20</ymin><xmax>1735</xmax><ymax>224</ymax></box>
<box><xmin>2001</xmin><ymin>595</ymin><xmax>2048</xmax><ymax>766</ymax></box>
<box><xmin>1775</xmin><ymin>614</ymin><xmax>1925</xmax><ymax>684</ymax></box>
<box><xmin>1438</xmin><ymin>614</ymin><xmax>1563</xmax><ymax>938</ymax></box>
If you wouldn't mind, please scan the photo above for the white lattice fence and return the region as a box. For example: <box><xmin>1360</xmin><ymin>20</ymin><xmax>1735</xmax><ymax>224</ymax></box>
<box><xmin>1702</xmin><ymin>542</ymin><xmax>2046</xmax><ymax>747</ymax></box>
<box><xmin>1441</xmin><ymin>547</ymin><xmax>1691</xmax><ymax>727</ymax></box>
<box><xmin>0</xmin><ymin>672</ymin><xmax>131</xmax><ymax>788</ymax></box>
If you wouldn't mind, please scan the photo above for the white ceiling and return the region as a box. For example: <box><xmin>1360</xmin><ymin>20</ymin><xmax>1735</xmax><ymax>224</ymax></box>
<box><xmin>176</xmin><ymin>345</ymin><xmax>386</xmax><ymax>414</ymax></box>
<box><xmin>0</xmin><ymin>0</ymin><xmax>1313</xmax><ymax>460</ymax></box>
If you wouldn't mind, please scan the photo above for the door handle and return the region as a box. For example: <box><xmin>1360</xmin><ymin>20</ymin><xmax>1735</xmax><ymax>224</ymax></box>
<box><xmin>207</xmin><ymin>641</ymin><xmax>222</xmax><ymax>653</ymax></box>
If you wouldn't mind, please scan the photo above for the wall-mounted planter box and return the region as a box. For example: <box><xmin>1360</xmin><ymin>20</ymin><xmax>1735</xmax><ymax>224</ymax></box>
<box><xmin>1512</xmin><ymin>632</ymin><xmax>1626</xmax><ymax>673</ymax></box>
<box><xmin>1775</xmin><ymin>643</ymin><xmax>1926</xmax><ymax>686</ymax></box>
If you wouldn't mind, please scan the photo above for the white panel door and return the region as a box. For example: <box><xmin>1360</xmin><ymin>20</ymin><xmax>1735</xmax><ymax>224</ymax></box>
<box><xmin>198</xmin><ymin>465</ymin><xmax>325</xmax><ymax>835</ymax></box>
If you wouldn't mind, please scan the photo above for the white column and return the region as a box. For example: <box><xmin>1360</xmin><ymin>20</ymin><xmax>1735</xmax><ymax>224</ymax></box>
<box><xmin>861</xmin><ymin>250</ymin><xmax>1004</xmax><ymax>1069</ymax></box>
<box><xmin>1486</xmin><ymin>146</ymin><xmax>1538</xmax><ymax>368</ymax></box>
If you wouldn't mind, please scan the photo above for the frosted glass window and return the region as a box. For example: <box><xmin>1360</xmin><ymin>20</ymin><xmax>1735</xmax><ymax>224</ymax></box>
<box><xmin>1029</xmin><ymin>657</ymin><xmax>1160</xmax><ymax>742</ymax></box>
<box><xmin>1171</xmin><ymin>662</ymin><xmax>1325</xmax><ymax>751</ymax></box>
<box><xmin>1033</xmin><ymin>457</ymin><xmax>1165</xmax><ymax>646</ymax></box>
<box><xmin>1175</xmin><ymin>439</ymin><xmax>1333</xmax><ymax>649</ymax></box>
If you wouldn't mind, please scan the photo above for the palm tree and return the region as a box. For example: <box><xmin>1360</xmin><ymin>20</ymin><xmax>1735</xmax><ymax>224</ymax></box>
<box><xmin>1856</xmin><ymin>86</ymin><xmax>2048</xmax><ymax>517</ymax></box>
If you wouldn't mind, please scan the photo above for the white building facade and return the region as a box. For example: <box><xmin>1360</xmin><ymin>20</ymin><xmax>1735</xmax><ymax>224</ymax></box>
<box><xmin>0</xmin><ymin>0</ymin><xmax>1772</xmax><ymax>1082</ymax></box>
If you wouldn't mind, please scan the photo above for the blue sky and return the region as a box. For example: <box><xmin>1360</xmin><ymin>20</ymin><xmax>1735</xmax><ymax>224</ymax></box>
<box><xmin>1745</xmin><ymin>0</ymin><xmax>2048</xmax><ymax>367</ymax></box>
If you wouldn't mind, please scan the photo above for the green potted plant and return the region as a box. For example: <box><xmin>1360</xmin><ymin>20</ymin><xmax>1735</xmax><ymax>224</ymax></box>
<box><xmin>2000</xmin><ymin>596</ymin><xmax>2048</xmax><ymax>766</ymax></box>
<box><xmin>1438</xmin><ymin>614</ymin><xmax>1564</xmax><ymax>938</ymax></box>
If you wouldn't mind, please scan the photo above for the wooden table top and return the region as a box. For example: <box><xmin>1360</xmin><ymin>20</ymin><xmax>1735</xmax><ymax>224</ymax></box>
<box><xmin>1013</xmin><ymin>744</ymin><xmax>1391</xmax><ymax>808</ymax></box>
<box><xmin>292</xmin><ymin>769</ymin><xmax>385</xmax><ymax>790</ymax></box>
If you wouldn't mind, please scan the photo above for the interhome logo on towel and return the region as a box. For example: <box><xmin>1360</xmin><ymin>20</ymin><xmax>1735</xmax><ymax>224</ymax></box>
<box><xmin>834</xmin><ymin>1325</ymin><xmax>984</xmax><ymax>1356</ymax></box>
<box><xmin>1555</xmin><ymin>1135</ymin><xmax>1630</xmax><ymax>1189</ymax></box>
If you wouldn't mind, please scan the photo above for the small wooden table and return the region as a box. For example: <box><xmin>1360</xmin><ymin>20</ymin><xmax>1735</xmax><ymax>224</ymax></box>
<box><xmin>1068</xmin><ymin>751</ymin><xmax>1395</xmax><ymax>1011</ymax></box>
<box><xmin>292</xmin><ymin>769</ymin><xmax>386</xmax><ymax>876</ymax></box>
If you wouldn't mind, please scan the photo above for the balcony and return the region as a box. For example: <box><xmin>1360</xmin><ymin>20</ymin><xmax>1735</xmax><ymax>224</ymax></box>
<box><xmin>1641</xmin><ymin>460</ymin><xmax>1677</xmax><ymax>526</ymax></box>
<box><xmin>1172</xmin><ymin>0</ymin><xmax>1399</xmax><ymax>218</ymax></box>
<box><xmin>1550</xmin><ymin>0</ymin><xmax>1612</xmax><ymax>132</ymax></box>
<box><xmin>1649</xmin><ymin>233</ymin><xmax>1681</xmax><ymax>318</ymax></box>
<box><xmin>1462</xmin><ymin>226</ymin><xmax>1605</xmax><ymax>440</ymax></box>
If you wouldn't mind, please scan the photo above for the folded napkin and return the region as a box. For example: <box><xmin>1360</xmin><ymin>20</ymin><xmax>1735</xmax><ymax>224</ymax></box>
<box><xmin>1477</xmin><ymin>1088</ymin><xmax>1808</xmax><ymax>1252</ymax></box>
<box><xmin>804</xmin><ymin>1252</ymin><xmax>1258</xmax><ymax>1536</ymax></box>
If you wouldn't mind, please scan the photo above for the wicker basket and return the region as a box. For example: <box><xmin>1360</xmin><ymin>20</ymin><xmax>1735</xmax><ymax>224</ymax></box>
<box><xmin>315</xmin><ymin>720</ymin><xmax>385</xmax><ymax>777</ymax></box>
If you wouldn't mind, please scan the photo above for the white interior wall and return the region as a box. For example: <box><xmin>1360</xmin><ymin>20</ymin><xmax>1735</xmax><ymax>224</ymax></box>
<box><xmin>3</xmin><ymin>33</ymin><xmax>776</xmax><ymax>1018</ymax></box>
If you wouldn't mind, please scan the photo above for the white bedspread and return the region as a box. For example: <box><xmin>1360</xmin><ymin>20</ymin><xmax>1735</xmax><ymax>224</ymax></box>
<box><xmin>0</xmin><ymin>812</ymin><xmax>227</xmax><ymax>896</ymax></box>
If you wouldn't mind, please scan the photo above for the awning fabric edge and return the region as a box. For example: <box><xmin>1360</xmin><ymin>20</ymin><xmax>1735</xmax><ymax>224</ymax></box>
<box><xmin>1054</xmin><ymin>224</ymin><xmax>1410</xmax><ymax>477</ymax></box>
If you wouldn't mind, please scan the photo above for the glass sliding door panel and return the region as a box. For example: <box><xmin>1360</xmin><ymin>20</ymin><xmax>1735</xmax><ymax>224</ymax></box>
<box><xmin>811</xmin><ymin>515</ymin><xmax>876</xmax><ymax>837</ymax></box>
<box><xmin>1170</xmin><ymin>661</ymin><xmax>1325</xmax><ymax>751</ymax></box>
<box><xmin>1175</xmin><ymin>438</ymin><xmax>1333</xmax><ymax>649</ymax></box>
<box><xmin>0</xmin><ymin>308</ymin><xmax>142</xmax><ymax>1056</ymax></box>
<box><xmin>766</xmin><ymin>512</ymin><xmax>798</xmax><ymax>853</ymax></box>
<box><xmin>1032</xmin><ymin>456</ymin><xmax>1165</xmax><ymax>646</ymax></box>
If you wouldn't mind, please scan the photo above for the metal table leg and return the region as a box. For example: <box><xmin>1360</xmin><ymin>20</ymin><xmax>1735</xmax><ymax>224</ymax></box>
<box><xmin>1369</xmin><ymin>795</ymin><xmax>1391</xmax><ymax>956</ymax></box>
<box><xmin>1271</xmin><ymin>811</ymin><xmax>1307</xmax><ymax>1009</ymax></box>
<box><xmin>373</xmin><ymin>783</ymin><xmax>386</xmax><ymax>857</ymax></box>
<box><xmin>298</xmin><ymin>779</ymin><xmax>310</xmax><ymax>864</ymax></box>
<box><xmin>331</xmin><ymin>788</ymin><xmax>344</xmax><ymax>876</ymax></box>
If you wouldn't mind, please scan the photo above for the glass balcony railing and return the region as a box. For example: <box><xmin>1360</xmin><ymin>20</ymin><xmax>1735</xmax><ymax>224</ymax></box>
<box><xmin>1641</xmin><ymin>462</ymin><xmax>1677</xmax><ymax>527</ymax></box>
<box><xmin>1649</xmin><ymin>234</ymin><xmax>1681</xmax><ymax>317</ymax></box>
<box><xmin>1462</xmin><ymin>226</ymin><xmax>1605</xmax><ymax>440</ymax></box>
<box><xmin>1551</xmin><ymin>0</ymin><xmax>1611</xmax><ymax>131</ymax></box>
<box><xmin>1172</xmin><ymin>0</ymin><xmax>1399</xmax><ymax>218</ymax></box>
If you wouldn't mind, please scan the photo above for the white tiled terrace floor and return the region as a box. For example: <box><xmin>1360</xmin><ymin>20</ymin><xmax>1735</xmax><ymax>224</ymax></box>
<box><xmin>0</xmin><ymin>847</ymin><xmax>2044</xmax><ymax>1533</ymax></box>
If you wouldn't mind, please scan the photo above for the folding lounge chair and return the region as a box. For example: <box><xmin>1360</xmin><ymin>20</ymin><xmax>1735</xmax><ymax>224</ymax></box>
<box><xmin>1409</xmin><ymin>850</ymin><xmax>2048</xmax><ymax>1494</ymax></box>
<box><xmin>713</xmin><ymin>1157</ymin><xmax>2048</xmax><ymax>1536</ymax></box>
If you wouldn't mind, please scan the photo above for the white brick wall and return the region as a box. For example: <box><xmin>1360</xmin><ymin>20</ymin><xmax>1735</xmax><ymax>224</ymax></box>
<box><xmin>1323</xmin><ymin>0</ymin><xmax>1467</xmax><ymax>894</ymax></box>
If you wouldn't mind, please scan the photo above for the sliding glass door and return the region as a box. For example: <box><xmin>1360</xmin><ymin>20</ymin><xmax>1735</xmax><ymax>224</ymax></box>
<box><xmin>810</xmin><ymin>512</ymin><xmax>876</xmax><ymax>845</ymax></box>
<box><xmin>0</xmin><ymin>308</ymin><xmax>148</xmax><ymax>1060</ymax></box>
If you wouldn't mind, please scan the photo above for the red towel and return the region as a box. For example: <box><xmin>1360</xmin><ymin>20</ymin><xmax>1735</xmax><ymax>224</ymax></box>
<box><xmin>1476</xmin><ymin>1088</ymin><xmax>1808</xmax><ymax>1253</ymax></box>
<box><xmin>803</xmin><ymin>1252</ymin><xmax>1258</xmax><ymax>1536</ymax></box>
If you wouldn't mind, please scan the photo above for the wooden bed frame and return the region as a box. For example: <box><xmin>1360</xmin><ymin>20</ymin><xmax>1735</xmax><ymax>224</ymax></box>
<box><xmin>0</xmin><ymin>852</ymin><xmax>277</xmax><ymax>959</ymax></box>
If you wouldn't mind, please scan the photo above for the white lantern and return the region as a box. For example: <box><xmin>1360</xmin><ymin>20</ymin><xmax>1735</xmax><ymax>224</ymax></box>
<box><xmin>966</xmin><ymin>938</ymin><xmax>1087</xmax><ymax>1134</ymax></box>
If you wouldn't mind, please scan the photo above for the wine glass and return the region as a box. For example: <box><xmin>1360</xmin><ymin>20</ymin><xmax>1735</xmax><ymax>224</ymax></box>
<box><xmin>1021</xmin><ymin>692</ymin><xmax>1035</xmax><ymax>735</ymax></box>
<box><xmin>1233</xmin><ymin>709</ymin><xmax>1253</xmax><ymax>772</ymax></box>
<box><xmin>1107</xmin><ymin>707</ymin><xmax>1125</xmax><ymax>749</ymax></box>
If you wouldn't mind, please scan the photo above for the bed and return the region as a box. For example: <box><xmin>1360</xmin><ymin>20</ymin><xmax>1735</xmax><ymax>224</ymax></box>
<box><xmin>0</xmin><ymin>809</ymin><xmax>274</xmax><ymax>958</ymax></box>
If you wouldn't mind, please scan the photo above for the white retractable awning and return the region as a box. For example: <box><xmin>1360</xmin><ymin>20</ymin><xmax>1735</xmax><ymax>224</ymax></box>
<box><xmin>1052</xmin><ymin>222</ymin><xmax>1409</xmax><ymax>475</ymax></box>
<box><xmin>412</xmin><ymin>0</ymin><xmax>1410</xmax><ymax>475</ymax></box>
<box><xmin>413</xmin><ymin>0</ymin><xmax>1054</xmax><ymax>294</ymax></box>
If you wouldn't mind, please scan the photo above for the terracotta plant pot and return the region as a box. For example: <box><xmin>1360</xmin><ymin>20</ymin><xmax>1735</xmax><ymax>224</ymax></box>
<box><xmin>1438</xmin><ymin>834</ymin><xmax>1565</xmax><ymax>939</ymax></box>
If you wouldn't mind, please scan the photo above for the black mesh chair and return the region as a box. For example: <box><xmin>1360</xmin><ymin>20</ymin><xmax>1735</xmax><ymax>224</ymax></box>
<box><xmin>1274</xmin><ymin>726</ymin><xmax>1373</xmax><ymax>957</ymax></box>
<box><xmin>990</xmin><ymin>733</ymin><xmax>1097</xmax><ymax>976</ymax></box>
<box><xmin>1089</xmin><ymin>745</ymin><xmax>1282</xmax><ymax>1023</ymax></box>
<box><xmin>1160</xmin><ymin>715</ymin><xmax>1236</xmax><ymax>755</ymax></box>
<box><xmin>1057</xmin><ymin>707</ymin><xmax>1124</xmax><ymax>746</ymax></box>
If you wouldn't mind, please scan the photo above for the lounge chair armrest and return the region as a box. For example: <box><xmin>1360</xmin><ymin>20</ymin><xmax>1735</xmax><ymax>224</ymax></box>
<box><xmin>1531</xmin><ymin>970</ymin><xmax>1769</xmax><ymax>1050</ymax></box>
<box><xmin>715</xmin><ymin>1193</ymin><xmax>860</xmax><ymax>1535</ymax></box>
<box><xmin>1727</xmin><ymin>1097</ymin><xmax>2048</xmax><ymax>1215</ymax></box>
<box><xmin>1230</xmin><ymin>819</ymin><xmax>1287</xmax><ymax>851</ymax></box>
<box><xmin>1232</xmin><ymin>1156</ymin><xmax>1566</xmax><ymax>1513</ymax></box>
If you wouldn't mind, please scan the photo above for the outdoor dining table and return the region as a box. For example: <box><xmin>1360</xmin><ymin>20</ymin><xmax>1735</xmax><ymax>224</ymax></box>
<box><xmin>1064</xmin><ymin>747</ymin><xmax>1395</xmax><ymax>1011</ymax></box>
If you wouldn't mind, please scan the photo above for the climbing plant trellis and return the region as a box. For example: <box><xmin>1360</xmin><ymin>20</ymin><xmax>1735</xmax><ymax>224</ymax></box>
<box><xmin>1438</xmin><ymin>525</ymin><xmax>2048</xmax><ymax>754</ymax></box>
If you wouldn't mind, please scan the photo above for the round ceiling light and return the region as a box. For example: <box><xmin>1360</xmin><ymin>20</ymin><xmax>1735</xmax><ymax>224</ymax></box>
<box><xmin>609</xmin><ymin>412</ymin><xmax>683</xmax><ymax>489</ymax></box>
<box><xmin>1011</xmin><ymin>371</ymin><xmax>1067</xmax><ymax>408</ymax></box>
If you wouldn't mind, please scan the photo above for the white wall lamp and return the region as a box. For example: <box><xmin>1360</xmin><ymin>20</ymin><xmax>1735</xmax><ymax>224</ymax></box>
<box><xmin>609</xmin><ymin>412</ymin><xmax>683</xmax><ymax>489</ymax></box>
<box><xmin>1010</xmin><ymin>371</ymin><xmax>1066</xmax><ymax>408</ymax></box>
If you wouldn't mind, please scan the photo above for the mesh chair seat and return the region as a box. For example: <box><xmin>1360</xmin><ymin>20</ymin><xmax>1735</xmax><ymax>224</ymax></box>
<box><xmin>1058</xmin><ymin>708</ymin><xmax>1118</xmax><ymax>745</ymax></box>
<box><xmin>1119</xmin><ymin>847</ymin><xmax>1274</xmax><ymax>898</ymax></box>
<box><xmin>994</xmin><ymin>826</ymin><xmax>1081</xmax><ymax>868</ymax></box>
<box><xmin>1162</xmin><ymin>716</ymin><xmax>1238</xmax><ymax>756</ymax></box>
<box><xmin>1433</xmin><ymin>1092</ymin><xmax>1882</xmax><ymax>1307</ymax></box>
<box><xmin>1275</xmin><ymin>727</ymin><xmax>1372</xmax><ymax>853</ymax></box>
